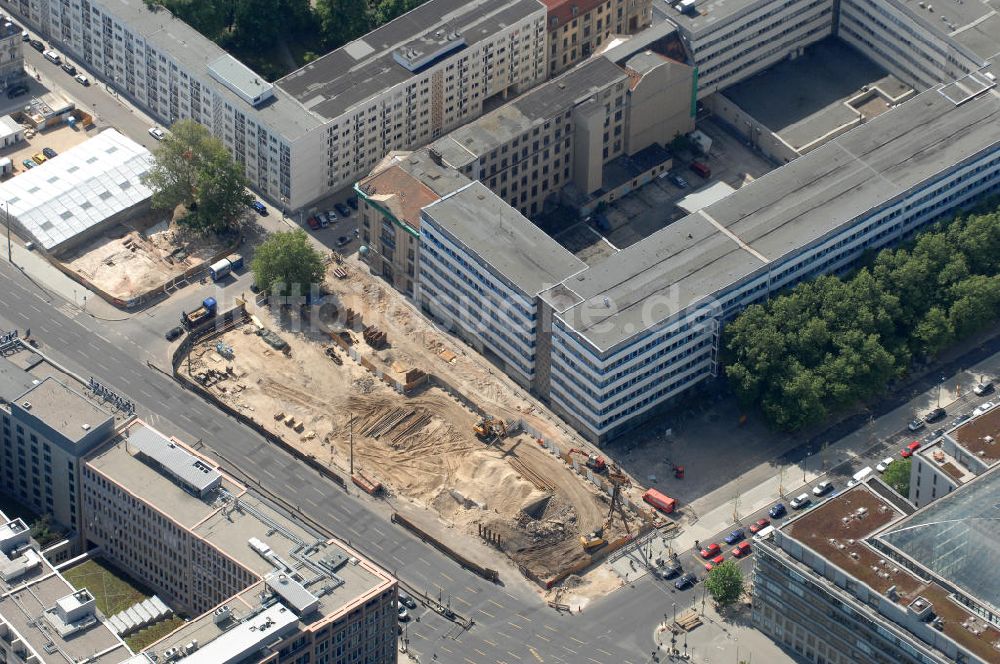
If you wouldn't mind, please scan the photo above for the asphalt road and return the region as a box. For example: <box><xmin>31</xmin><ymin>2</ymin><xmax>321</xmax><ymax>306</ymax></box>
<box><xmin>0</xmin><ymin>259</ymin><xmax>672</xmax><ymax>663</ymax></box>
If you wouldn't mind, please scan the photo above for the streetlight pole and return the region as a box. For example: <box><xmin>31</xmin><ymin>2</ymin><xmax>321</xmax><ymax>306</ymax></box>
<box><xmin>5</xmin><ymin>200</ymin><xmax>11</xmax><ymax>264</ymax></box>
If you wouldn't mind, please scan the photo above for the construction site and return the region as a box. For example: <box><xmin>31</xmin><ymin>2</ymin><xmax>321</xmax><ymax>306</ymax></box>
<box><xmin>179</xmin><ymin>254</ymin><xmax>653</xmax><ymax>586</ymax></box>
<box><xmin>60</xmin><ymin>211</ymin><xmax>233</xmax><ymax>302</ymax></box>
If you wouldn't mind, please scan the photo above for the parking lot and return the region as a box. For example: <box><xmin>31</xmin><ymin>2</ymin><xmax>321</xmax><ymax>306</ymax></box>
<box><xmin>0</xmin><ymin>121</ymin><xmax>90</xmax><ymax>178</ymax></box>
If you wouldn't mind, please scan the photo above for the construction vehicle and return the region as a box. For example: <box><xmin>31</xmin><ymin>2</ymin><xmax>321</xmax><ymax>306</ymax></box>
<box><xmin>474</xmin><ymin>415</ymin><xmax>507</xmax><ymax>442</ymax></box>
<box><xmin>181</xmin><ymin>297</ymin><xmax>217</xmax><ymax>329</ymax></box>
<box><xmin>567</xmin><ymin>448</ymin><xmax>607</xmax><ymax>473</ymax></box>
<box><xmin>579</xmin><ymin>527</ymin><xmax>606</xmax><ymax>551</ymax></box>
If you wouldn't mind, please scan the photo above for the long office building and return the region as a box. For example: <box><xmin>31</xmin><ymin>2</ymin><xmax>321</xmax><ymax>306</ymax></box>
<box><xmin>753</xmin><ymin>469</ymin><xmax>1000</xmax><ymax>663</ymax></box>
<box><xmin>11</xmin><ymin>0</ymin><xmax>547</xmax><ymax>209</ymax></box>
<box><xmin>409</xmin><ymin>78</ymin><xmax>1000</xmax><ymax>441</ymax></box>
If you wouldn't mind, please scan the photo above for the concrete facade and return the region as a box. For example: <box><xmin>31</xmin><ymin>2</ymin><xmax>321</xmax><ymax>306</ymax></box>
<box><xmin>11</xmin><ymin>0</ymin><xmax>547</xmax><ymax>210</ymax></box>
<box><xmin>543</xmin><ymin>0</ymin><xmax>653</xmax><ymax>78</ymax></box>
<box><xmin>0</xmin><ymin>22</ymin><xmax>24</xmax><ymax>92</ymax></box>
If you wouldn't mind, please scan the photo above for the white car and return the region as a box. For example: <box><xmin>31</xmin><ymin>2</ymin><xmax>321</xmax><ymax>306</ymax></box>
<box><xmin>812</xmin><ymin>481</ymin><xmax>833</xmax><ymax>496</ymax></box>
<box><xmin>974</xmin><ymin>381</ymin><xmax>994</xmax><ymax>396</ymax></box>
<box><xmin>876</xmin><ymin>457</ymin><xmax>894</xmax><ymax>473</ymax></box>
<box><xmin>74</xmin><ymin>74</ymin><xmax>89</xmax><ymax>86</ymax></box>
<box><xmin>148</xmin><ymin>127</ymin><xmax>166</xmax><ymax>140</ymax></box>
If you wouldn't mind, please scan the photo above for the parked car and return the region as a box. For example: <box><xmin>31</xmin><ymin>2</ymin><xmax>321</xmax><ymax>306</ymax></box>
<box><xmin>21</xmin><ymin>159</ymin><xmax>34</xmax><ymax>170</ymax></box>
<box><xmin>250</xmin><ymin>200</ymin><xmax>267</xmax><ymax>215</ymax></box>
<box><xmin>21</xmin><ymin>31</ymin><xmax>29</xmax><ymax>42</ymax></box>
<box><xmin>397</xmin><ymin>605</ymin><xmax>409</xmax><ymax>622</ymax></box>
<box><xmin>74</xmin><ymin>74</ymin><xmax>89</xmax><ymax>86</ymax></box>
<box><xmin>699</xmin><ymin>543</ymin><xmax>721</xmax><ymax>559</ymax></box>
<box><xmin>42</xmin><ymin>147</ymin><xmax>56</xmax><ymax>159</ymax></box>
<box><xmin>325</xmin><ymin>209</ymin><xmax>338</xmax><ymax>223</ymax></box>
<box><xmin>317</xmin><ymin>212</ymin><xmax>330</xmax><ymax>228</ymax></box>
<box><xmin>60</xmin><ymin>63</ymin><xmax>76</xmax><ymax>76</ymax></box>
<box><xmin>924</xmin><ymin>407</ymin><xmax>946</xmax><ymax>423</ymax></box>
<box><xmin>307</xmin><ymin>216</ymin><xmax>321</xmax><ymax>230</ymax></box>
<box><xmin>29</xmin><ymin>39</ymin><xmax>44</xmax><ymax>53</ymax></box>
<box><xmin>908</xmin><ymin>418</ymin><xmax>926</xmax><ymax>432</ymax></box>
<box><xmin>7</xmin><ymin>84</ymin><xmax>28</xmax><ymax>98</ymax></box>
<box><xmin>704</xmin><ymin>554</ymin><xmax>725</xmax><ymax>571</ymax></box>
<box><xmin>690</xmin><ymin>161</ymin><xmax>711</xmax><ymax>178</ymax></box>
<box><xmin>723</xmin><ymin>529</ymin><xmax>744</xmax><ymax>545</ymax></box>
<box><xmin>876</xmin><ymin>457</ymin><xmax>894</xmax><ymax>473</ymax></box>
<box><xmin>974</xmin><ymin>381</ymin><xmax>994</xmax><ymax>396</ymax></box>
<box><xmin>669</xmin><ymin>173</ymin><xmax>689</xmax><ymax>188</ymax></box>
<box><xmin>973</xmin><ymin>401</ymin><xmax>997</xmax><ymax>417</ymax></box>
<box><xmin>334</xmin><ymin>202</ymin><xmax>351</xmax><ymax>217</ymax></box>
<box><xmin>674</xmin><ymin>572</ymin><xmax>697</xmax><ymax>590</ymax></box>
<box><xmin>732</xmin><ymin>541</ymin><xmax>751</xmax><ymax>558</ymax></box>
<box><xmin>336</xmin><ymin>235</ymin><xmax>351</xmax><ymax>247</ymax></box>
<box><xmin>812</xmin><ymin>481</ymin><xmax>833</xmax><ymax>496</ymax></box>
<box><xmin>769</xmin><ymin>503</ymin><xmax>786</xmax><ymax>518</ymax></box>
<box><xmin>790</xmin><ymin>493</ymin><xmax>811</xmax><ymax>510</ymax></box>
<box><xmin>31</xmin><ymin>153</ymin><xmax>46</xmax><ymax>164</ymax></box>
<box><xmin>164</xmin><ymin>326</ymin><xmax>183</xmax><ymax>341</ymax></box>
<box><xmin>398</xmin><ymin>592</ymin><xmax>417</xmax><ymax>610</ymax></box>
<box><xmin>148</xmin><ymin>126</ymin><xmax>166</xmax><ymax>140</ymax></box>
<box><xmin>749</xmin><ymin>518</ymin><xmax>770</xmax><ymax>534</ymax></box>
<box><xmin>900</xmin><ymin>440</ymin><xmax>921</xmax><ymax>458</ymax></box>
<box><xmin>347</xmin><ymin>197</ymin><xmax>358</xmax><ymax>210</ymax></box>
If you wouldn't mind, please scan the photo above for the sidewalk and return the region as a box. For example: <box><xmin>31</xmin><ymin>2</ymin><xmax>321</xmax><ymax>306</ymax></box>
<box><xmin>654</xmin><ymin>602</ymin><xmax>799</xmax><ymax>664</ymax></box>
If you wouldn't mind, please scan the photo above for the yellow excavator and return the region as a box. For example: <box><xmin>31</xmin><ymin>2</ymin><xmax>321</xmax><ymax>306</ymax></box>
<box><xmin>474</xmin><ymin>415</ymin><xmax>507</xmax><ymax>442</ymax></box>
<box><xmin>580</xmin><ymin>527</ymin><xmax>606</xmax><ymax>551</ymax></box>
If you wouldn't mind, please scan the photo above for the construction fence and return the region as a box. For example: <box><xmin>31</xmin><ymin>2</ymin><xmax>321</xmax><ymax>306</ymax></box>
<box><xmin>390</xmin><ymin>512</ymin><xmax>500</xmax><ymax>584</ymax></box>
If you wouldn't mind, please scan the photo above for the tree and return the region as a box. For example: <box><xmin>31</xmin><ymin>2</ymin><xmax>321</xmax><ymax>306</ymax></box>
<box><xmin>882</xmin><ymin>459</ymin><xmax>911</xmax><ymax>496</ymax></box>
<box><xmin>251</xmin><ymin>230</ymin><xmax>326</xmax><ymax>296</ymax></box>
<box><xmin>142</xmin><ymin>120</ymin><xmax>251</xmax><ymax>234</ymax></box>
<box><xmin>315</xmin><ymin>0</ymin><xmax>369</xmax><ymax>47</ymax></box>
<box><xmin>704</xmin><ymin>560</ymin><xmax>745</xmax><ymax>608</ymax></box>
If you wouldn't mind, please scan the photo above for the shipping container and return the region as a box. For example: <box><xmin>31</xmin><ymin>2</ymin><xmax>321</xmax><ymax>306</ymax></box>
<box><xmin>642</xmin><ymin>488</ymin><xmax>677</xmax><ymax>514</ymax></box>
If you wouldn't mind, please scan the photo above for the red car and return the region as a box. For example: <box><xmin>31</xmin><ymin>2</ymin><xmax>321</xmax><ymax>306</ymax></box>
<box><xmin>705</xmin><ymin>554</ymin><xmax>725</xmax><ymax>571</ymax></box>
<box><xmin>732</xmin><ymin>541</ymin><xmax>751</xmax><ymax>558</ymax></box>
<box><xmin>901</xmin><ymin>441</ymin><xmax>921</xmax><ymax>458</ymax></box>
<box><xmin>307</xmin><ymin>216</ymin><xmax>321</xmax><ymax>230</ymax></box>
<box><xmin>699</xmin><ymin>543</ymin><xmax>721</xmax><ymax>559</ymax></box>
<box><xmin>749</xmin><ymin>518</ymin><xmax>770</xmax><ymax>534</ymax></box>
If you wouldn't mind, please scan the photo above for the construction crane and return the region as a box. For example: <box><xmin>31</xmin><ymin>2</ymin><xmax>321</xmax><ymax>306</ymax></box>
<box><xmin>604</xmin><ymin>465</ymin><xmax>631</xmax><ymax>535</ymax></box>
<box><xmin>567</xmin><ymin>448</ymin><xmax>607</xmax><ymax>473</ymax></box>
<box><xmin>473</xmin><ymin>415</ymin><xmax>507</xmax><ymax>443</ymax></box>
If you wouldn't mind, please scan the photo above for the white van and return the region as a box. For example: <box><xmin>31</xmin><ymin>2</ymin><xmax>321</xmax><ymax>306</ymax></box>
<box><xmin>43</xmin><ymin>50</ymin><xmax>60</xmax><ymax>65</ymax></box>
<box><xmin>847</xmin><ymin>466</ymin><xmax>873</xmax><ymax>488</ymax></box>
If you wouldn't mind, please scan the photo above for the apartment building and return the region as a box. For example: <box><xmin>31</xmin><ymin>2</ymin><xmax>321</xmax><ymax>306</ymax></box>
<box><xmin>356</xmin><ymin>151</ymin><xmax>470</xmax><ymax>296</ymax></box>
<box><xmin>82</xmin><ymin>420</ymin><xmax>397</xmax><ymax>663</ymax></box>
<box><xmin>543</xmin><ymin>0</ymin><xmax>653</xmax><ymax>77</ymax></box>
<box><xmin>0</xmin><ymin>366</ymin><xmax>114</xmax><ymax>534</ymax></box>
<box><xmin>0</xmin><ymin>513</ymin><xmax>135</xmax><ymax>664</ymax></box>
<box><xmin>12</xmin><ymin>0</ymin><xmax>547</xmax><ymax>210</ymax></box>
<box><xmin>0</xmin><ymin>21</ymin><xmax>24</xmax><ymax>91</ymax></box>
<box><xmin>418</xmin><ymin>181</ymin><xmax>586</xmax><ymax>387</ymax></box>
<box><xmin>753</xmin><ymin>472</ymin><xmax>1000</xmax><ymax>663</ymax></box>
<box><xmin>908</xmin><ymin>404</ymin><xmax>1000</xmax><ymax>508</ymax></box>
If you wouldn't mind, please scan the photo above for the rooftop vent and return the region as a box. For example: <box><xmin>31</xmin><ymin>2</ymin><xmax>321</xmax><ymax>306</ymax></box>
<box><xmin>21</xmin><ymin>401</ymin><xmax>30</xmax><ymax>410</ymax></box>
<box><xmin>81</xmin><ymin>423</ymin><xmax>90</xmax><ymax>431</ymax></box>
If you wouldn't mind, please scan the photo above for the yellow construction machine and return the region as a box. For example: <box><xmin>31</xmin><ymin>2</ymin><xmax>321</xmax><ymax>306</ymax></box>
<box><xmin>474</xmin><ymin>415</ymin><xmax>507</xmax><ymax>442</ymax></box>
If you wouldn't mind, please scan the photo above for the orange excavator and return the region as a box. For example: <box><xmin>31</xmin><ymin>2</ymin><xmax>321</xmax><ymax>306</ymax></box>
<box><xmin>568</xmin><ymin>448</ymin><xmax>607</xmax><ymax>473</ymax></box>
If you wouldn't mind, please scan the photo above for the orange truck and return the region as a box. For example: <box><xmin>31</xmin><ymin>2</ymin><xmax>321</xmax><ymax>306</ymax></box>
<box><xmin>642</xmin><ymin>488</ymin><xmax>677</xmax><ymax>514</ymax></box>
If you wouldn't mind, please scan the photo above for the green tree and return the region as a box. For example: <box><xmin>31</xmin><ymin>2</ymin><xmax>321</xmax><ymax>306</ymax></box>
<box><xmin>142</xmin><ymin>120</ymin><xmax>251</xmax><ymax>234</ymax></box>
<box><xmin>232</xmin><ymin>0</ymin><xmax>282</xmax><ymax>50</ymax></box>
<box><xmin>315</xmin><ymin>0</ymin><xmax>370</xmax><ymax>46</ymax></box>
<box><xmin>704</xmin><ymin>560</ymin><xmax>745</xmax><ymax>608</ymax></box>
<box><xmin>882</xmin><ymin>458</ymin><xmax>911</xmax><ymax>496</ymax></box>
<box><xmin>251</xmin><ymin>230</ymin><xmax>326</xmax><ymax>296</ymax></box>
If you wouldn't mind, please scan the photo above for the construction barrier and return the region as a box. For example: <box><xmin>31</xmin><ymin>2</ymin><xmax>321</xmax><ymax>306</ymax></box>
<box><xmin>390</xmin><ymin>512</ymin><xmax>500</xmax><ymax>584</ymax></box>
<box><xmin>170</xmin><ymin>308</ymin><xmax>347</xmax><ymax>491</ymax></box>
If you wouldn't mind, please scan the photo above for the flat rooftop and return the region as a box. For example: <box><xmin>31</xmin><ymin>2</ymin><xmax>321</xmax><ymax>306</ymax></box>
<box><xmin>0</xmin><ymin>513</ymin><xmax>131</xmax><ymax>664</ymax></box>
<box><xmin>432</xmin><ymin>56</ymin><xmax>626</xmax><ymax>169</ymax></box>
<box><xmin>555</xmin><ymin>84</ymin><xmax>1000</xmax><ymax>352</ymax></box>
<box><xmin>779</xmin><ymin>485</ymin><xmax>1000</xmax><ymax>663</ymax></box>
<box><xmin>724</xmin><ymin>38</ymin><xmax>913</xmax><ymax>149</ymax></box>
<box><xmin>887</xmin><ymin>0</ymin><xmax>1000</xmax><ymax>64</ymax></box>
<box><xmin>12</xmin><ymin>377</ymin><xmax>113</xmax><ymax>445</ymax></box>
<box><xmin>0</xmin><ymin>355</ymin><xmax>36</xmax><ymax>404</ymax></box>
<box><xmin>919</xmin><ymin>440</ymin><xmax>976</xmax><ymax>483</ymax></box>
<box><xmin>276</xmin><ymin>0</ymin><xmax>543</xmax><ymax>121</ymax></box>
<box><xmin>422</xmin><ymin>181</ymin><xmax>587</xmax><ymax>296</ymax></box>
<box><xmin>97</xmin><ymin>0</ymin><xmax>321</xmax><ymax>140</ymax></box>
<box><xmin>950</xmin><ymin>404</ymin><xmax>1000</xmax><ymax>464</ymax></box>
<box><xmin>664</xmin><ymin>0</ymin><xmax>777</xmax><ymax>35</ymax></box>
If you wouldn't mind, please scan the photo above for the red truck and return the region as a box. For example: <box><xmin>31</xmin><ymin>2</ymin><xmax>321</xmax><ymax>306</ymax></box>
<box><xmin>690</xmin><ymin>161</ymin><xmax>711</xmax><ymax>178</ymax></box>
<box><xmin>643</xmin><ymin>488</ymin><xmax>677</xmax><ymax>514</ymax></box>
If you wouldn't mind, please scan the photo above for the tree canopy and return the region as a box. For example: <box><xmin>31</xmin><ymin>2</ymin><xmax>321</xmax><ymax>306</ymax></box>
<box><xmin>251</xmin><ymin>230</ymin><xmax>326</xmax><ymax>296</ymax></box>
<box><xmin>725</xmin><ymin>200</ymin><xmax>1000</xmax><ymax>430</ymax></box>
<box><xmin>142</xmin><ymin>120</ymin><xmax>251</xmax><ymax>235</ymax></box>
<box><xmin>704</xmin><ymin>560</ymin><xmax>745</xmax><ymax>607</ymax></box>
<box><xmin>882</xmin><ymin>459</ymin><xmax>911</xmax><ymax>496</ymax></box>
